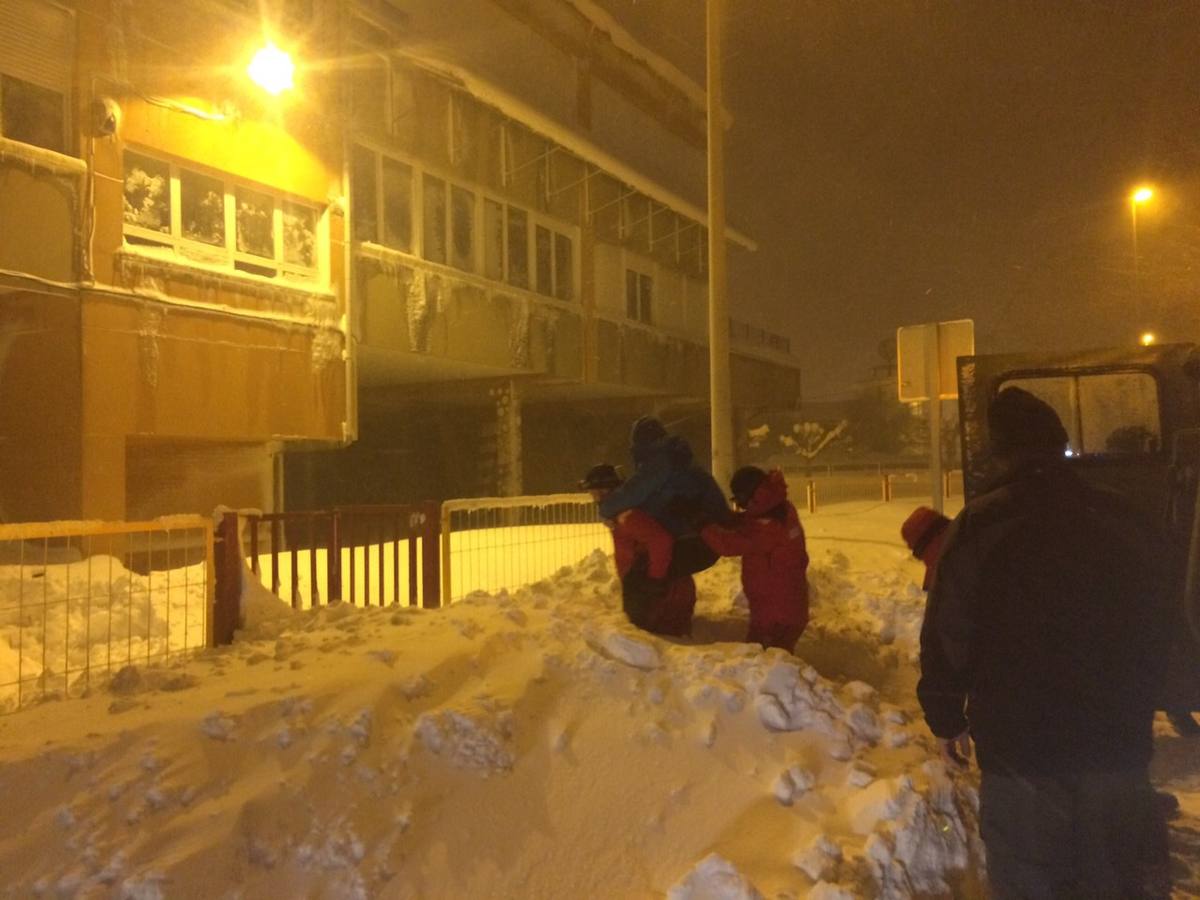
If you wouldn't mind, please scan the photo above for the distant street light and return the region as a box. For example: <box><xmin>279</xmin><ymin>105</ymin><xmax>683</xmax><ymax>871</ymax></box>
<box><xmin>1130</xmin><ymin>185</ymin><xmax>1155</xmax><ymax>324</ymax></box>
<box><xmin>1130</xmin><ymin>185</ymin><xmax>1154</xmax><ymax>276</ymax></box>
<box><xmin>248</xmin><ymin>43</ymin><xmax>295</xmax><ymax>95</ymax></box>
<box><xmin>1141</xmin><ymin>331</ymin><xmax>1156</xmax><ymax>347</ymax></box>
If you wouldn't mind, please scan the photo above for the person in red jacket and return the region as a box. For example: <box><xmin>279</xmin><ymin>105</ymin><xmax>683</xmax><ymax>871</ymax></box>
<box><xmin>581</xmin><ymin>464</ymin><xmax>696</xmax><ymax>636</ymax></box>
<box><xmin>900</xmin><ymin>506</ymin><xmax>951</xmax><ymax>590</ymax></box>
<box><xmin>700</xmin><ymin>467</ymin><xmax>810</xmax><ymax>651</ymax></box>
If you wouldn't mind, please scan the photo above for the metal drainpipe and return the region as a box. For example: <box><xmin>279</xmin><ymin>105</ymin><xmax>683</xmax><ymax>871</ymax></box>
<box><xmin>341</xmin><ymin>122</ymin><xmax>358</xmax><ymax>445</ymax></box>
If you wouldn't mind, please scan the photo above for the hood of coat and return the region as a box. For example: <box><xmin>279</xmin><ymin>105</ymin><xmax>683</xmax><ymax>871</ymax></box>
<box><xmin>901</xmin><ymin>506</ymin><xmax>950</xmax><ymax>559</ymax></box>
<box><xmin>744</xmin><ymin>469</ymin><xmax>789</xmax><ymax>517</ymax></box>
<box><xmin>633</xmin><ymin>433</ymin><xmax>694</xmax><ymax>469</ymax></box>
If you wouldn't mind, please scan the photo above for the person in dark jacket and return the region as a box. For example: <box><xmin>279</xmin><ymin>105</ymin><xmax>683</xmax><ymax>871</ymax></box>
<box><xmin>901</xmin><ymin>505</ymin><xmax>951</xmax><ymax>590</ymax></box>
<box><xmin>918</xmin><ymin>386</ymin><xmax>1173</xmax><ymax>899</ymax></box>
<box><xmin>597</xmin><ymin>416</ymin><xmax>730</xmax><ymax>575</ymax></box>
<box><xmin>700</xmin><ymin>467</ymin><xmax>810</xmax><ymax>651</ymax></box>
<box><xmin>581</xmin><ymin>464</ymin><xmax>695</xmax><ymax>636</ymax></box>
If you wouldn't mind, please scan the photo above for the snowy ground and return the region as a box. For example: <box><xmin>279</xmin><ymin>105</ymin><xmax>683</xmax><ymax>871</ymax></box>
<box><xmin>0</xmin><ymin>501</ymin><xmax>1195</xmax><ymax>898</ymax></box>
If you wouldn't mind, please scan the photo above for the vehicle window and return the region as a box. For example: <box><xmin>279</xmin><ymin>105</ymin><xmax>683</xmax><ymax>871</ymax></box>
<box><xmin>998</xmin><ymin>375</ymin><xmax>1080</xmax><ymax>452</ymax></box>
<box><xmin>1079</xmin><ymin>373</ymin><xmax>1159</xmax><ymax>455</ymax></box>
<box><xmin>998</xmin><ymin>371</ymin><xmax>1160</xmax><ymax>457</ymax></box>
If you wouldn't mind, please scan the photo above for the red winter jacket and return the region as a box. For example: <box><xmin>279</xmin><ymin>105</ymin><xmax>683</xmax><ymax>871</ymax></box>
<box><xmin>701</xmin><ymin>470</ymin><xmax>809</xmax><ymax>630</ymax></box>
<box><xmin>610</xmin><ymin>508</ymin><xmax>673</xmax><ymax>579</ymax></box>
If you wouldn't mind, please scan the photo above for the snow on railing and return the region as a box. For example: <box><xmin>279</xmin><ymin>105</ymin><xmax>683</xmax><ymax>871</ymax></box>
<box><xmin>0</xmin><ymin>516</ymin><xmax>213</xmax><ymax>714</ymax></box>
<box><xmin>439</xmin><ymin>494</ymin><xmax>609</xmax><ymax>603</ymax></box>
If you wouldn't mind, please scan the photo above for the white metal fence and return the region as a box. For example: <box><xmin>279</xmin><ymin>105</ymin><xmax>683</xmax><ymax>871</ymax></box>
<box><xmin>0</xmin><ymin>516</ymin><xmax>212</xmax><ymax>713</ymax></box>
<box><xmin>440</xmin><ymin>493</ymin><xmax>609</xmax><ymax>603</ymax></box>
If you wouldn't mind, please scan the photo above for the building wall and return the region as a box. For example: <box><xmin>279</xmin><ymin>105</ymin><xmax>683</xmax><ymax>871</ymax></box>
<box><xmin>0</xmin><ymin>165</ymin><xmax>78</xmax><ymax>282</ymax></box>
<box><xmin>0</xmin><ymin>0</ymin><xmax>353</xmax><ymax>521</ymax></box>
<box><xmin>0</xmin><ymin>292</ymin><xmax>82</xmax><ymax>522</ymax></box>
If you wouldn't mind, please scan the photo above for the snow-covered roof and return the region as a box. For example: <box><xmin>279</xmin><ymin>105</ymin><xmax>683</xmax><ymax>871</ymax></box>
<box><xmin>563</xmin><ymin>0</ymin><xmax>707</xmax><ymax>113</ymax></box>
<box><xmin>404</xmin><ymin>51</ymin><xmax>757</xmax><ymax>252</ymax></box>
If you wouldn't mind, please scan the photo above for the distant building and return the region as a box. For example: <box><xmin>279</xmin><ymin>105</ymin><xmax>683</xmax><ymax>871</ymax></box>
<box><xmin>0</xmin><ymin>0</ymin><xmax>801</xmax><ymax>523</ymax></box>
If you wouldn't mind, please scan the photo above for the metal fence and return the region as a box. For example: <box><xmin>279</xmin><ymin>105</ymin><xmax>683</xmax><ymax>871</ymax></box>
<box><xmin>440</xmin><ymin>493</ymin><xmax>609</xmax><ymax>603</ymax></box>
<box><xmin>783</xmin><ymin>468</ymin><xmax>963</xmax><ymax>512</ymax></box>
<box><xmin>0</xmin><ymin>516</ymin><xmax>212</xmax><ymax>713</ymax></box>
<box><xmin>214</xmin><ymin>504</ymin><xmax>440</xmax><ymax>642</ymax></box>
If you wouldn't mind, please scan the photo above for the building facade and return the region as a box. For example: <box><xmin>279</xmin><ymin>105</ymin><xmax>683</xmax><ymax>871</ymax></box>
<box><xmin>0</xmin><ymin>0</ymin><xmax>801</xmax><ymax>523</ymax></box>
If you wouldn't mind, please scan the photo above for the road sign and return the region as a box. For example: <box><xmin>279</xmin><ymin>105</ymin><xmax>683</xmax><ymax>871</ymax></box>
<box><xmin>897</xmin><ymin>320</ymin><xmax>975</xmax><ymax>402</ymax></box>
<box><xmin>897</xmin><ymin>319</ymin><xmax>975</xmax><ymax>513</ymax></box>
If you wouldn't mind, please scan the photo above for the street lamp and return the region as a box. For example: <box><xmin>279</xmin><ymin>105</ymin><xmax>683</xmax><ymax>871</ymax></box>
<box><xmin>1141</xmin><ymin>331</ymin><xmax>1156</xmax><ymax>347</ymax></box>
<box><xmin>1130</xmin><ymin>185</ymin><xmax>1154</xmax><ymax>324</ymax></box>
<box><xmin>1130</xmin><ymin>185</ymin><xmax>1154</xmax><ymax>276</ymax></box>
<box><xmin>248</xmin><ymin>42</ymin><xmax>295</xmax><ymax>95</ymax></box>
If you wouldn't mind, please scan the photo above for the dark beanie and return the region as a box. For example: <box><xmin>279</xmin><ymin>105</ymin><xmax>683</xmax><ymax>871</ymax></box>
<box><xmin>988</xmin><ymin>387</ymin><xmax>1069</xmax><ymax>455</ymax></box>
<box><xmin>630</xmin><ymin>415</ymin><xmax>667</xmax><ymax>449</ymax></box>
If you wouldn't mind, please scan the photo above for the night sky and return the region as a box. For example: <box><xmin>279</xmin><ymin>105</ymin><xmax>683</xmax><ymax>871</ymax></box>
<box><xmin>595</xmin><ymin>0</ymin><xmax>1200</xmax><ymax>397</ymax></box>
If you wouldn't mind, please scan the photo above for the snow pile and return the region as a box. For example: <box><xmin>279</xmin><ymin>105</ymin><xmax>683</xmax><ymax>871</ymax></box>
<box><xmin>0</xmin><ymin>503</ymin><xmax>990</xmax><ymax>898</ymax></box>
<box><xmin>0</xmin><ymin>554</ymin><xmax>207</xmax><ymax>711</ymax></box>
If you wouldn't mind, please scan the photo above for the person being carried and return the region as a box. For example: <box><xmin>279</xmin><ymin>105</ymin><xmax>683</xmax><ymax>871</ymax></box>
<box><xmin>597</xmin><ymin>416</ymin><xmax>730</xmax><ymax>576</ymax></box>
<box><xmin>698</xmin><ymin>466</ymin><xmax>810</xmax><ymax>652</ymax></box>
<box><xmin>581</xmin><ymin>463</ymin><xmax>695</xmax><ymax>636</ymax></box>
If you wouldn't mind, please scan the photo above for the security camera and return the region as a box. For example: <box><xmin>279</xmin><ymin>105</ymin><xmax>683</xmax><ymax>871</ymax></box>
<box><xmin>92</xmin><ymin>97</ymin><xmax>121</xmax><ymax>137</ymax></box>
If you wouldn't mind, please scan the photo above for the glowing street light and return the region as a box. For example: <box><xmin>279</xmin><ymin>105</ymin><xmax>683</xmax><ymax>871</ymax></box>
<box><xmin>248</xmin><ymin>43</ymin><xmax>295</xmax><ymax>96</ymax></box>
<box><xmin>1130</xmin><ymin>184</ymin><xmax>1154</xmax><ymax>276</ymax></box>
<box><xmin>1140</xmin><ymin>332</ymin><xmax>1156</xmax><ymax>347</ymax></box>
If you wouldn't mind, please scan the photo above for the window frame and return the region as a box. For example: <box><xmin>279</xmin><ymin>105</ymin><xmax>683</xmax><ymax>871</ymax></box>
<box><xmin>121</xmin><ymin>149</ymin><xmax>323</xmax><ymax>284</ymax></box>
<box><xmin>0</xmin><ymin>73</ymin><xmax>68</xmax><ymax>155</ymax></box>
<box><xmin>624</xmin><ymin>263</ymin><xmax>654</xmax><ymax>325</ymax></box>
<box><xmin>533</xmin><ymin>216</ymin><xmax>577</xmax><ymax>302</ymax></box>
<box><xmin>350</xmin><ymin>142</ymin><xmax>582</xmax><ymax>298</ymax></box>
<box><xmin>996</xmin><ymin>368</ymin><xmax>1164</xmax><ymax>459</ymax></box>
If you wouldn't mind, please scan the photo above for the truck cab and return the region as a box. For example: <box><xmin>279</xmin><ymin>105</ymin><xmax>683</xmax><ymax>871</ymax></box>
<box><xmin>957</xmin><ymin>343</ymin><xmax>1200</xmax><ymax>712</ymax></box>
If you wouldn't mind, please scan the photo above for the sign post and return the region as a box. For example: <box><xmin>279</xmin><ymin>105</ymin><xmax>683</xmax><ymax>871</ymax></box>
<box><xmin>897</xmin><ymin>320</ymin><xmax>975</xmax><ymax>513</ymax></box>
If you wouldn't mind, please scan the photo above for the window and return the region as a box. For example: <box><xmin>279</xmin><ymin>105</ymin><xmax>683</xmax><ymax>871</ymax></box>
<box><xmin>536</xmin><ymin>226</ymin><xmax>552</xmax><ymax>296</ymax></box>
<box><xmin>0</xmin><ymin>0</ymin><xmax>71</xmax><ymax>154</ymax></box>
<box><xmin>351</xmin><ymin>146</ymin><xmax>413</xmax><ymax>253</ymax></box>
<box><xmin>122</xmin><ymin>150</ymin><xmax>321</xmax><ymax>282</ymax></box>
<box><xmin>484</xmin><ymin>199</ymin><xmax>504</xmax><ymax>281</ymax></box>
<box><xmin>282</xmin><ymin>203</ymin><xmax>317</xmax><ymax>268</ymax></box>
<box><xmin>347</xmin><ymin>144</ymin><xmax>575</xmax><ymax>291</ymax></box>
<box><xmin>554</xmin><ymin>233</ymin><xmax>574</xmax><ymax>301</ymax></box>
<box><xmin>123</xmin><ymin>152</ymin><xmax>171</xmax><ymax>234</ymax></box>
<box><xmin>998</xmin><ymin>371</ymin><xmax>1161</xmax><ymax>457</ymax></box>
<box><xmin>180</xmin><ymin>169</ymin><xmax>224</xmax><ymax>246</ymax></box>
<box><xmin>0</xmin><ymin>75</ymin><xmax>64</xmax><ymax>153</ymax></box>
<box><xmin>478</xmin><ymin>197</ymin><xmax>546</xmax><ymax>290</ymax></box>
<box><xmin>506</xmin><ymin>206</ymin><xmax>529</xmax><ymax>288</ymax></box>
<box><xmin>626</xmin><ymin>268</ymin><xmax>653</xmax><ymax>324</ymax></box>
<box><xmin>351</xmin><ymin>145</ymin><xmax>378</xmax><ymax>242</ymax></box>
<box><xmin>381</xmin><ymin>157</ymin><xmax>412</xmax><ymax>251</ymax></box>
<box><xmin>422</xmin><ymin>174</ymin><xmax>447</xmax><ymax>264</ymax></box>
<box><xmin>450</xmin><ymin>185</ymin><xmax>474</xmax><ymax>271</ymax></box>
<box><xmin>535</xmin><ymin>223</ymin><xmax>574</xmax><ymax>301</ymax></box>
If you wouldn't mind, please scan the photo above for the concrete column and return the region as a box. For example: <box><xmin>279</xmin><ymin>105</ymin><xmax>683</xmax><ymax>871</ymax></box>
<box><xmin>493</xmin><ymin>380</ymin><xmax>523</xmax><ymax>497</ymax></box>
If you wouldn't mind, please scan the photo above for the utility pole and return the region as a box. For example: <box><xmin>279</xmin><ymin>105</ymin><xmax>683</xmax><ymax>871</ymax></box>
<box><xmin>707</xmin><ymin>0</ymin><xmax>733</xmax><ymax>488</ymax></box>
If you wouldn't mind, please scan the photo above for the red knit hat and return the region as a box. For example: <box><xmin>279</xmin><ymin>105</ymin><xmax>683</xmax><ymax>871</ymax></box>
<box><xmin>901</xmin><ymin>506</ymin><xmax>950</xmax><ymax>560</ymax></box>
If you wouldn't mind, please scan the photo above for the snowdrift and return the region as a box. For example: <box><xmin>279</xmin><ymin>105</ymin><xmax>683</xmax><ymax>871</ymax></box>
<box><xmin>0</xmin><ymin>503</ymin><xmax>1101</xmax><ymax>897</ymax></box>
